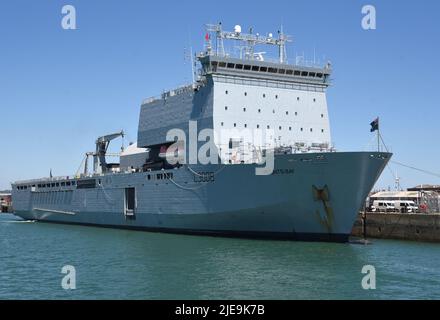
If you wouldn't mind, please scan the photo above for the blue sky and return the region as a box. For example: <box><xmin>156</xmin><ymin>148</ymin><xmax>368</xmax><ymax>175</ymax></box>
<box><xmin>0</xmin><ymin>0</ymin><xmax>439</xmax><ymax>190</ymax></box>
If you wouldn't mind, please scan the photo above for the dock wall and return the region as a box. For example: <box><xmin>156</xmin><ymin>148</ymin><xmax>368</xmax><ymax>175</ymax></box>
<box><xmin>351</xmin><ymin>212</ymin><xmax>440</xmax><ymax>242</ymax></box>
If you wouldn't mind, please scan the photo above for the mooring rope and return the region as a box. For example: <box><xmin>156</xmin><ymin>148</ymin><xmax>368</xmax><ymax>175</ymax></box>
<box><xmin>185</xmin><ymin>163</ymin><xmax>227</xmax><ymax>177</ymax></box>
<box><xmin>99</xmin><ymin>184</ymin><xmax>117</xmax><ymax>204</ymax></box>
<box><xmin>168</xmin><ymin>177</ymin><xmax>208</xmax><ymax>191</ymax></box>
<box><xmin>379</xmin><ymin>133</ymin><xmax>440</xmax><ymax>179</ymax></box>
<box><xmin>390</xmin><ymin>161</ymin><xmax>440</xmax><ymax>179</ymax></box>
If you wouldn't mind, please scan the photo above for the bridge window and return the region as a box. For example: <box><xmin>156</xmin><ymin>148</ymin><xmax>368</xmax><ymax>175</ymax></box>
<box><xmin>244</xmin><ymin>65</ymin><xmax>251</xmax><ymax>70</ymax></box>
<box><xmin>294</xmin><ymin>70</ymin><xmax>300</xmax><ymax>76</ymax></box>
<box><xmin>252</xmin><ymin>65</ymin><xmax>259</xmax><ymax>71</ymax></box>
<box><xmin>235</xmin><ymin>64</ymin><xmax>243</xmax><ymax>69</ymax></box>
<box><xmin>309</xmin><ymin>72</ymin><xmax>316</xmax><ymax>77</ymax></box>
<box><xmin>260</xmin><ymin>67</ymin><xmax>267</xmax><ymax>72</ymax></box>
<box><xmin>268</xmin><ymin>67</ymin><xmax>277</xmax><ymax>73</ymax></box>
<box><xmin>278</xmin><ymin>69</ymin><xmax>286</xmax><ymax>74</ymax></box>
<box><xmin>316</xmin><ymin>73</ymin><xmax>323</xmax><ymax>78</ymax></box>
<box><xmin>227</xmin><ymin>63</ymin><xmax>235</xmax><ymax>68</ymax></box>
<box><xmin>301</xmin><ymin>71</ymin><xmax>308</xmax><ymax>76</ymax></box>
<box><xmin>219</xmin><ymin>62</ymin><xmax>226</xmax><ymax>67</ymax></box>
<box><xmin>286</xmin><ymin>70</ymin><xmax>293</xmax><ymax>75</ymax></box>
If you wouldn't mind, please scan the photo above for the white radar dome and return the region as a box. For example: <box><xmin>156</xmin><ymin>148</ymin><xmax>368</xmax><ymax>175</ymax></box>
<box><xmin>234</xmin><ymin>25</ymin><xmax>242</xmax><ymax>34</ymax></box>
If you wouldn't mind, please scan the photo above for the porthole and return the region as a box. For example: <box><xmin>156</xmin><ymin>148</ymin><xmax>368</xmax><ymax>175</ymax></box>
<box><xmin>286</xmin><ymin>111</ymin><xmax>289</xmax><ymax>115</ymax></box>
<box><xmin>263</xmin><ymin>94</ymin><xmax>266</xmax><ymax>98</ymax></box>
<box><xmin>225</xmin><ymin>106</ymin><xmax>228</xmax><ymax>110</ymax></box>
<box><xmin>234</xmin><ymin>123</ymin><xmax>237</xmax><ymax>127</ymax></box>
<box><xmin>258</xmin><ymin>109</ymin><xmax>261</xmax><ymax>113</ymax></box>
<box><xmin>243</xmin><ymin>107</ymin><xmax>246</xmax><ymax>112</ymax></box>
<box><xmin>244</xmin><ymin>92</ymin><xmax>247</xmax><ymax>96</ymax></box>
<box><xmin>225</xmin><ymin>90</ymin><xmax>228</xmax><ymax>94</ymax></box>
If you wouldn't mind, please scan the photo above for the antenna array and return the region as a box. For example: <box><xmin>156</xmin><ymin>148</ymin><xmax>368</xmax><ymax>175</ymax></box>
<box><xmin>205</xmin><ymin>23</ymin><xmax>292</xmax><ymax>64</ymax></box>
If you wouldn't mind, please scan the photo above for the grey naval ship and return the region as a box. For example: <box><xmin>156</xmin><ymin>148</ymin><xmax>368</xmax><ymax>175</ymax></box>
<box><xmin>12</xmin><ymin>24</ymin><xmax>391</xmax><ymax>242</ymax></box>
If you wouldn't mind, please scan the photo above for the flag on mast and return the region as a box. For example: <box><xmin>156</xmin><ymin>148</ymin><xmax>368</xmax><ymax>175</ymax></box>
<box><xmin>370</xmin><ymin>117</ymin><xmax>379</xmax><ymax>132</ymax></box>
<box><xmin>205</xmin><ymin>33</ymin><xmax>210</xmax><ymax>41</ymax></box>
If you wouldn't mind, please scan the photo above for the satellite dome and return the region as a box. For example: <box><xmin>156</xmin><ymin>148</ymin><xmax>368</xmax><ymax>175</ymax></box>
<box><xmin>234</xmin><ymin>25</ymin><xmax>242</xmax><ymax>34</ymax></box>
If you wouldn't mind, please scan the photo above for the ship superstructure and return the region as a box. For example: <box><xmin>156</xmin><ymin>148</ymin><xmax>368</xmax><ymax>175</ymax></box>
<box><xmin>138</xmin><ymin>24</ymin><xmax>333</xmax><ymax>165</ymax></box>
<box><xmin>11</xmin><ymin>24</ymin><xmax>391</xmax><ymax>242</ymax></box>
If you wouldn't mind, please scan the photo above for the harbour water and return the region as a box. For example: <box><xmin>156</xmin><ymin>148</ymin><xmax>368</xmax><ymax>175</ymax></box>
<box><xmin>0</xmin><ymin>213</ymin><xmax>439</xmax><ymax>300</ymax></box>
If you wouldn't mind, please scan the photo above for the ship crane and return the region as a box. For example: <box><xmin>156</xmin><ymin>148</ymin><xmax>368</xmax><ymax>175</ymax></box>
<box><xmin>94</xmin><ymin>131</ymin><xmax>125</xmax><ymax>174</ymax></box>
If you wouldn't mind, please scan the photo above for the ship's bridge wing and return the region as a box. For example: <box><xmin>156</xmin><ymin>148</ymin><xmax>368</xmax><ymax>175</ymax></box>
<box><xmin>198</xmin><ymin>55</ymin><xmax>331</xmax><ymax>86</ymax></box>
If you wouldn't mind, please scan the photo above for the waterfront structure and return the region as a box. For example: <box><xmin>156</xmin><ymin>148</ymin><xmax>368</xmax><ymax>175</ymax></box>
<box><xmin>11</xmin><ymin>24</ymin><xmax>391</xmax><ymax>242</ymax></box>
<box><xmin>0</xmin><ymin>192</ymin><xmax>12</xmax><ymax>213</ymax></box>
<box><xmin>369</xmin><ymin>188</ymin><xmax>440</xmax><ymax>213</ymax></box>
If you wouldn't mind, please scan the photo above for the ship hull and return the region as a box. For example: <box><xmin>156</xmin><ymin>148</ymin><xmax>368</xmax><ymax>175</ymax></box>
<box><xmin>12</xmin><ymin>152</ymin><xmax>391</xmax><ymax>242</ymax></box>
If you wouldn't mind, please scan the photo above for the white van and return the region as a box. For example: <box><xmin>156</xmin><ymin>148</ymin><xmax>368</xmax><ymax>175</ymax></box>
<box><xmin>371</xmin><ymin>201</ymin><xmax>396</xmax><ymax>212</ymax></box>
<box><xmin>394</xmin><ymin>201</ymin><xmax>418</xmax><ymax>213</ymax></box>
